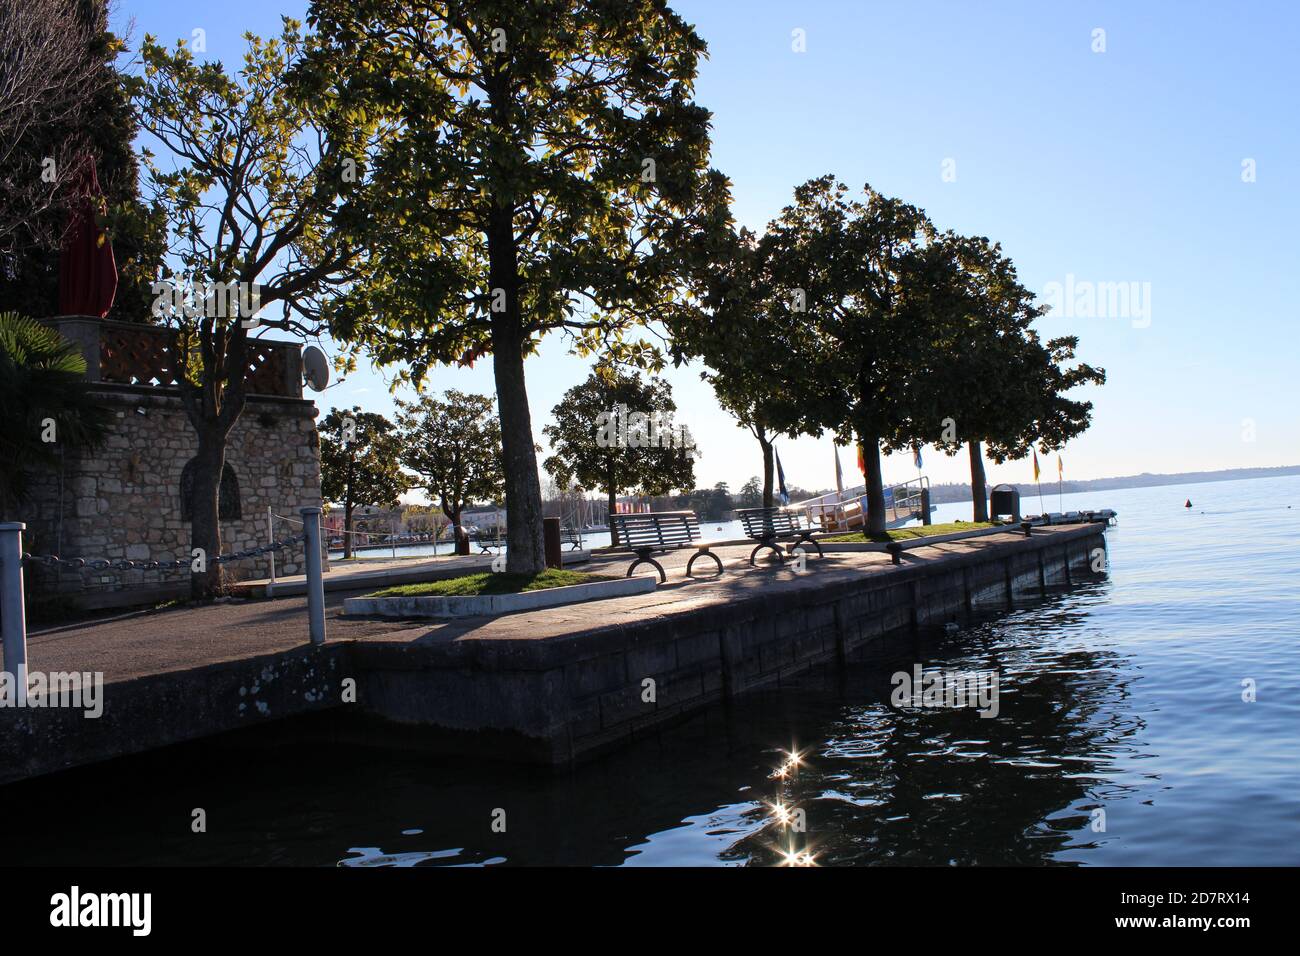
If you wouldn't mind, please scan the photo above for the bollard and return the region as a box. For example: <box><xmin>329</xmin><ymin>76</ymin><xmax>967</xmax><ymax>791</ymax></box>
<box><xmin>885</xmin><ymin>541</ymin><xmax>903</xmax><ymax>566</ymax></box>
<box><xmin>1020</xmin><ymin>521</ymin><xmax>1033</xmax><ymax>537</ymax></box>
<box><xmin>267</xmin><ymin>506</ymin><xmax>276</xmax><ymax>585</ymax></box>
<box><xmin>543</xmin><ymin>517</ymin><xmax>562</xmax><ymax>569</ymax></box>
<box><xmin>300</xmin><ymin>507</ymin><xmax>327</xmax><ymax>646</ymax></box>
<box><xmin>0</xmin><ymin>522</ymin><xmax>29</xmax><ymax>676</ymax></box>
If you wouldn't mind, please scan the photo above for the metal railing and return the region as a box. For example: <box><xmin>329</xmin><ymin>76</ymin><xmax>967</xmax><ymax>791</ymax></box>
<box><xmin>794</xmin><ymin>477</ymin><xmax>931</xmax><ymax>532</ymax></box>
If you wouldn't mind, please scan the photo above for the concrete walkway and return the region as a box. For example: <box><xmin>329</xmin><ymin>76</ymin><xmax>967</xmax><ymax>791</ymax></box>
<box><xmin>21</xmin><ymin>527</ymin><xmax>1072</xmax><ymax>682</ymax></box>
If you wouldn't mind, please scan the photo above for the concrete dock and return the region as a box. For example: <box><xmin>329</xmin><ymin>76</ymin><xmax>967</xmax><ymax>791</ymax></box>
<box><xmin>0</xmin><ymin>522</ymin><xmax>1110</xmax><ymax>783</ymax></box>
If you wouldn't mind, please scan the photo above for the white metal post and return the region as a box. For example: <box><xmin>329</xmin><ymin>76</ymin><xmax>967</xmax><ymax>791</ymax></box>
<box><xmin>267</xmin><ymin>506</ymin><xmax>276</xmax><ymax>585</ymax></box>
<box><xmin>1</xmin><ymin>522</ymin><xmax>29</xmax><ymax>677</ymax></box>
<box><xmin>300</xmin><ymin>507</ymin><xmax>326</xmax><ymax>646</ymax></box>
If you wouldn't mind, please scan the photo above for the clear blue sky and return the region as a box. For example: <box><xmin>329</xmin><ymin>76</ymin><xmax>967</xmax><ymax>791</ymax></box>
<box><xmin>117</xmin><ymin>0</ymin><xmax>1300</xmax><ymax>493</ymax></box>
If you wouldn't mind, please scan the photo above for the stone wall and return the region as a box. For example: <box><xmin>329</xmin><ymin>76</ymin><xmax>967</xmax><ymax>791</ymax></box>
<box><xmin>20</xmin><ymin>385</ymin><xmax>325</xmax><ymax>610</ymax></box>
<box><xmin>353</xmin><ymin>525</ymin><xmax>1110</xmax><ymax>763</ymax></box>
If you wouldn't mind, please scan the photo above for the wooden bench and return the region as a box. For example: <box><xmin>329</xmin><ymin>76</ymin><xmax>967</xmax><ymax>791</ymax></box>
<box><xmin>608</xmin><ymin>511</ymin><xmax>722</xmax><ymax>583</ymax></box>
<box><xmin>736</xmin><ymin>507</ymin><xmax>823</xmax><ymax>566</ymax></box>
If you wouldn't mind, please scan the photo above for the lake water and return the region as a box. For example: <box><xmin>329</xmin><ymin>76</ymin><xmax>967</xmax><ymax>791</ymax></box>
<box><xmin>4</xmin><ymin>475</ymin><xmax>1298</xmax><ymax>866</ymax></box>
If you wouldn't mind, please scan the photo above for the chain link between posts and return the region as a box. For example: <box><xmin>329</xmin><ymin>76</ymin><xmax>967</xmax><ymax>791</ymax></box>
<box><xmin>19</xmin><ymin>533</ymin><xmax>308</xmax><ymax>574</ymax></box>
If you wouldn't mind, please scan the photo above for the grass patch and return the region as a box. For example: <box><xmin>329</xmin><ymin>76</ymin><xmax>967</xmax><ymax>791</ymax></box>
<box><xmin>821</xmin><ymin>520</ymin><xmax>999</xmax><ymax>544</ymax></box>
<box><xmin>368</xmin><ymin>568</ymin><xmax>613</xmax><ymax>598</ymax></box>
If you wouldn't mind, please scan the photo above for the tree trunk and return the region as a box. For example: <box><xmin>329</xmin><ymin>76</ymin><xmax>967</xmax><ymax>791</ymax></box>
<box><xmin>492</xmin><ymin>338</ymin><xmax>544</xmax><ymax>571</ymax></box>
<box><xmin>760</xmin><ymin>436</ymin><xmax>774</xmax><ymax>509</ymax></box>
<box><xmin>861</xmin><ymin>437</ymin><xmax>886</xmax><ymax>535</ymax></box>
<box><xmin>453</xmin><ymin>506</ymin><xmax>469</xmax><ymax>556</ymax></box>
<box><xmin>177</xmin><ymin>322</ymin><xmax>248</xmax><ymax>602</ymax></box>
<box><xmin>487</xmin><ymin>203</ymin><xmax>545</xmax><ymax>573</ymax></box>
<box><xmin>343</xmin><ymin>500</ymin><xmax>354</xmax><ymax>559</ymax></box>
<box><xmin>189</xmin><ymin>432</ymin><xmax>225</xmax><ymax>600</ymax></box>
<box><xmin>968</xmin><ymin>441</ymin><xmax>989</xmax><ymax>522</ymax></box>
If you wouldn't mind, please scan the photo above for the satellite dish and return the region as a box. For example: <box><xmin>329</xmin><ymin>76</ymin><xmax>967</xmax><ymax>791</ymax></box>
<box><xmin>302</xmin><ymin>346</ymin><xmax>330</xmax><ymax>392</ymax></box>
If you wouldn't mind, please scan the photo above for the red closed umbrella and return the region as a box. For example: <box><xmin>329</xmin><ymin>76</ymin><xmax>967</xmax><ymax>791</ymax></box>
<box><xmin>58</xmin><ymin>159</ymin><xmax>118</xmax><ymax>318</ymax></box>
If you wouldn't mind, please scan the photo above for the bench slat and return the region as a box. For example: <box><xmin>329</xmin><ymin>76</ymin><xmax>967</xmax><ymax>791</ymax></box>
<box><xmin>737</xmin><ymin>507</ymin><xmax>806</xmax><ymax>538</ymax></box>
<box><xmin>610</xmin><ymin>511</ymin><xmax>701</xmax><ymax>550</ymax></box>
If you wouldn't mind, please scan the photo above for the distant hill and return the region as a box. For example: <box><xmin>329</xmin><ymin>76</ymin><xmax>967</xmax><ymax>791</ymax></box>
<box><xmin>927</xmin><ymin>465</ymin><xmax>1300</xmax><ymax>505</ymax></box>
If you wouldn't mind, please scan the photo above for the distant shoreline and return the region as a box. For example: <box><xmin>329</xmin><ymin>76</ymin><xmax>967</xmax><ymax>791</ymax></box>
<box><xmin>926</xmin><ymin>465</ymin><xmax>1300</xmax><ymax>505</ymax></box>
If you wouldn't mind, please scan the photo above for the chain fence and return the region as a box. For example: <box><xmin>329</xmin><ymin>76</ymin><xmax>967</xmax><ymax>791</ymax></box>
<box><xmin>20</xmin><ymin>533</ymin><xmax>308</xmax><ymax>574</ymax></box>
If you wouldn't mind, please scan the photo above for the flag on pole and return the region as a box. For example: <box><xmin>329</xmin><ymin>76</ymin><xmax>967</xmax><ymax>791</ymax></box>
<box><xmin>1057</xmin><ymin>453</ymin><xmax>1064</xmax><ymax>510</ymax></box>
<box><xmin>775</xmin><ymin>447</ymin><xmax>790</xmax><ymax>504</ymax></box>
<box><xmin>913</xmin><ymin>444</ymin><xmax>923</xmax><ymax>471</ymax></box>
<box><xmin>834</xmin><ymin>444</ymin><xmax>844</xmax><ymax>494</ymax></box>
<box><xmin>856</xmin><ymin>443</ymin><xmax>866</xmax><ymax>477</ymax></box>
<box><xmin>1032</xmin><ymin>448</ymin><xmax>1041</xmax><ymax>481</ymax></box>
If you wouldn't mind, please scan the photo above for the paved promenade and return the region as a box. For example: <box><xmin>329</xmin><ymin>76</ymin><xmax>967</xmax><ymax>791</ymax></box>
<box><xmin>25</xmin><ymin>528</ymin><xmax>1062</xmax><ymax>681</ymax></box>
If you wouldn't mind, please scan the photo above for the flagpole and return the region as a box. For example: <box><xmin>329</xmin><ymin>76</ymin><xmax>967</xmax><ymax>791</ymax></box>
<box><xmin>1033</xmin><ymin>449</ymin><xmax>1045</xmax><ymax>517</ymax></box>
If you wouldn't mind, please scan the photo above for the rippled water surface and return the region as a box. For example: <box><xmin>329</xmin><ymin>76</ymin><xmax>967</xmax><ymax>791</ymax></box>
<box><xmin>4</xmin><ymin>476</ymin><xmax>1298</xmax><ymax>866</ymax></box>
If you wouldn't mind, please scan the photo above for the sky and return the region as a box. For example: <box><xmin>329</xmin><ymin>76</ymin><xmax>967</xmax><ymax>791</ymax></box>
<box><xmin>116</xmin><ymin>0</ymin><xmax>1300</xmax><ymax>494</ymax></box>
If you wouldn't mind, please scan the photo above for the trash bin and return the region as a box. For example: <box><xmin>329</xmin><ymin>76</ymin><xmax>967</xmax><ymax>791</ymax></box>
<box><xmin>990</xmin><ymin>484</ymin><xmax>1020</xmax><ymax>522</ymax></box>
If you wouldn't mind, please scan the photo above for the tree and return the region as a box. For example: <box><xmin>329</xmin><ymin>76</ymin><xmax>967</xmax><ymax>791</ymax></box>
<box><xmin>982</xmin><ymin>333</ymin><xmax>1105</xmax><ymax>497</ymax></box>
<box><xmin>543</xmin><ymin>369</ymin><xmax>696</xmax><ymax>546</ymax></box>
<box><xmin>0</xmin><ymin>312</ymin><xmax>110</xmax><ymax>520</ymax></box>
<box><xmin>922</xmin><ymin>234</ymin><xmax>1104</xmax><ymax>520</ymax></box>
<box><xmin>738</xmin><ymin>476</ymin><xmax>762</xmax><ymax>509</ymax></box>
<box><xmin>132</xmin><ymin>22</ymin><xmax>375</xmax><ymax>598</ymax></box>
<box><xmin>396</xmin><ymin>390</ymin><xmax>504</xmax><ymax>556</ymax></box>
<box><xmin>669</xmin><ymin>226</ymin><xmax>814</xmax><ymax>508</ymax></box>
<box><xmin>298</xmin><ymin>0</ymin><xmax>724</xmax><ymax>573</ymax></box>
<box><xmin>695</xmin><ymin>481</ymin><xmax>732</xmax><ymax>522</ymax></box>
<box><xmin>741</xmin><ymin>177</ymin><xmax>941</xmax><ymax>533</ymax></box>
<box><xmin>319</xmin><ymin>407</ymin><xmax>410</xmax><ymax>559</ymax></box>
<box><xmin>0</xmin><ymin>0</ymin><xmax>104</xmax><ymax>255</ymax></box>
<box><xmin>0</xmin><ymin>0</ymin><xmax>166</xmax><ymax>320</ymax></box>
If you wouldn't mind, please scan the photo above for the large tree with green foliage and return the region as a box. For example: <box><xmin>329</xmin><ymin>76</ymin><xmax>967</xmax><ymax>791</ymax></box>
<box><xmin>921</xmin><ymin>233</ymin><xmax>1105</xmax><ymax>520</ymax></box>
<box><xmin>131</xmin><ymin>22</ymin><xmax>375</xmax><ymax>599</ymax></box>
<box><xmin>298</xmin><ymin>0</ymin><xmax>724</xmax><ymax>572</ymax></box>
<box><xmin>397</xmin><ymin>390</ymin><xmax>504</xmax><ymax>556</ymax></box>
<box><xmin>0</xmin><ymin>312</ymin><xmax>109</xmax><ymax>521</ymax></box>
<box><xmin>669</xmin><ymin>226</ymin><xmax>816</xmax><ymax>508</ymax></box>
<box><xmin>740</xmin><ymin>176</ymin><xmax>943</xmax><ymax>533</ymax></box>
<box><xmin>543</xmin><ymin>369</ymin><xmax>696</xmax><ymax>545</ymax></box>
<box><xmin>319</xmin><ymin>407</ymin><xmax>410</xmax><ymax>559</ymax></box>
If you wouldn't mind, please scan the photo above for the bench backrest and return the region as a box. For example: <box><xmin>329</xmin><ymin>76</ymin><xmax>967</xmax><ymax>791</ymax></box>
<box><xmin>737</xmin><ymin>507</ymin><xmax>805</xmax><ymax>538</ymax></box>
<box><xmin>609</xmin><ymin>511</ymin><xmax>701</xmax><ymax>550</ymax></box>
